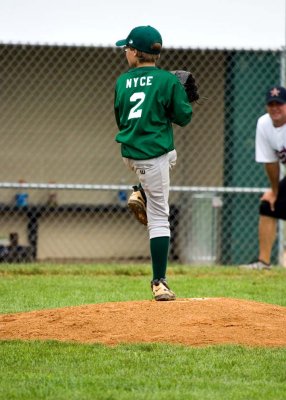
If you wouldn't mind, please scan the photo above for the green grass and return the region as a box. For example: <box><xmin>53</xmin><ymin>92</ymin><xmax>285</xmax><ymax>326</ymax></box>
<box><xmin>0</xmin><ymin>263</ymin><xmax>286</xmax><ymax>399</ymax></box>
<box><xmin>0</xmin><ymin>263</ymin><xmax>285</xmax><ymax>313</ymax></box>
<box><xmin>0</xmin><ymin>341</ymin><xmax>285</xmax><ymax>400</ymax></box>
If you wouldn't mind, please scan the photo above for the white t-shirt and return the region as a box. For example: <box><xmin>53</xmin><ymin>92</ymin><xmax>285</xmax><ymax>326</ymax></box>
<box><xmin>255</xmin><ymin>113</ymin><xmax>286</xmax><ymax>164</ymax></box>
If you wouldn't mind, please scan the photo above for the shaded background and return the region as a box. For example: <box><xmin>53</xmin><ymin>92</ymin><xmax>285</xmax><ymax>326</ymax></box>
<box><xmin>0</xmin><ymin>44</ymin><xmax>282</xmax><ymax>264</ymax></box>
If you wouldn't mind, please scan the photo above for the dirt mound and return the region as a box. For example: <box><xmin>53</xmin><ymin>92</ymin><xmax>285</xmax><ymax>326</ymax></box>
<box><xmin>0</xmin><ymin>298</ymin><xmax>286</xmax><ymax>347</ymax></box>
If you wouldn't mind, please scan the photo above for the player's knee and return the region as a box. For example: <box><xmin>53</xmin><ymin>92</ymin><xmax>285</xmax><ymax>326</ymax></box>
<box><xmin>148</xmin><ymin>220</ymin><xmax>170</xmax><ymax>238</ymax></box>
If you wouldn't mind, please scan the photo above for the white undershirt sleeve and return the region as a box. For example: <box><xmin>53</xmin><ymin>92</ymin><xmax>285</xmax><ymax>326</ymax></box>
<box><xmin>255</xmin><ymin>119</ymin><xmax>278</xmax><ymax>163</ymax></box>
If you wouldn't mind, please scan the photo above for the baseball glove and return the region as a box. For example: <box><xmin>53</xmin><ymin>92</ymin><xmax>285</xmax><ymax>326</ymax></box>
<box><xmin>171</xmin><ymin>70</ymin><xmax>200</xmax><ymax>103</ymax></box>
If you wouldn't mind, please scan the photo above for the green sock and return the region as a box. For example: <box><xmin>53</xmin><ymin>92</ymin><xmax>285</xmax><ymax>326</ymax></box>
<box><xmin>150</xmin><ymin>236</ymin><xmax>170</xmax><ymax>280</ymax></box>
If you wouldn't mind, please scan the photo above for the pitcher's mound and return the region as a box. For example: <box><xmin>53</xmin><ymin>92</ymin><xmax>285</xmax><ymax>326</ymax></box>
<box><xmin>1</xmin><ymin>298</ymin><xmax>286</xmax><ymax>347</ymax></box>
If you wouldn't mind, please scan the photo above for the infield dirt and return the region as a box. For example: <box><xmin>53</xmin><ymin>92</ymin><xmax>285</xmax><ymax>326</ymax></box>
<box><xmin>0</xmin><ymin>297</ymin><xmax>286</xmax><ymax>347</ymax></box>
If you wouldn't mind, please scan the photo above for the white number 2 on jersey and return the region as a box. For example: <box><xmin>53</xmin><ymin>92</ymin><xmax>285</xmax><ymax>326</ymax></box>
<box><xmin>128</xmin><ymin>92</ymin><xmax>146</xmax><ymax>120</ymax></box>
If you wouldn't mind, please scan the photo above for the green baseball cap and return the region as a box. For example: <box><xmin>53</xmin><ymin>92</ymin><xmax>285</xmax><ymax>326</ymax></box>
<box><xmin>116</xmin><ymin>25</ymin><xmax>162</xmax><ymax>54</ymax></box>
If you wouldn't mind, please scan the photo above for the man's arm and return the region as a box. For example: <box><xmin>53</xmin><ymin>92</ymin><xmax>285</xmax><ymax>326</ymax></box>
<box><xmin>265</xmin><ymin>162</ymin><xmax>280</xmax><ymax>195</ymax></box>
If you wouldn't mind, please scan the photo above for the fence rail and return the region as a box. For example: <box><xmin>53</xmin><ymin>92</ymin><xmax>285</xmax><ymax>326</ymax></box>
<box><xmin>0</xmin><ymin>182</ymin><xmax>268</xmax><ymax>193</ymax></box>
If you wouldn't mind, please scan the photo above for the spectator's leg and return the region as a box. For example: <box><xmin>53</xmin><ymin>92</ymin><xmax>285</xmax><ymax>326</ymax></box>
<box><xmin>258</xmin><ymin>215</ymin><xmax>277</xmax><ymax>264</ymax></box>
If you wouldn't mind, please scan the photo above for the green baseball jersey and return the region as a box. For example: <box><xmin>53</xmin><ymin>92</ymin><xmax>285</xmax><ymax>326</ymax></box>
<box><xmin>114</xmin><ymin>66</ymin><xmax>193</xmax><ymax>160</ymax></box>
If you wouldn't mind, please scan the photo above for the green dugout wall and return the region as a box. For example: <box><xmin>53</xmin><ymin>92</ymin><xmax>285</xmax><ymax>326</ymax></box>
<box><xmin>221</xmin><ymin>50</ymin><xmax>281</xmax><ymax>265</ymax></box>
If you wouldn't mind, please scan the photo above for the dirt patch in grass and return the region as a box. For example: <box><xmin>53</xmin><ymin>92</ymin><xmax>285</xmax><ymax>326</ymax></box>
<box><xmin>0</xmin><ymin>298</ymin><xmax>286</xmax><ymax>347</ymax></box>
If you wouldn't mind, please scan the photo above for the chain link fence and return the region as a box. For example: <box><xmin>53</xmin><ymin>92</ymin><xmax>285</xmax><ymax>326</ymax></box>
<box><xmin>0</xmin><ymin>43</ymin><xmax>284</xmax><ymax>265</ymax></box>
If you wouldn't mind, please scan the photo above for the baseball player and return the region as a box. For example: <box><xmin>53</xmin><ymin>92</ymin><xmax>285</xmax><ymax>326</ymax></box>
<box><xmin>242</xmin><ymin>85</ymin><xmax>286</xmax><ymax>270</ymax></box>
<box><xmin>114</xmin><ymin>25</ymin><xmax>193</xmax><ymax>300</ymax></box>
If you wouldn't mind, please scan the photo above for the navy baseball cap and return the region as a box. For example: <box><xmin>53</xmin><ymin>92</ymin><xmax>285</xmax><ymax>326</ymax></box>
<box><xmin>115</xmin><ymin>25</ymin><xmax>162</xmax><ymax>54</ymax></box>
<box><xmin>266</xmin><ymin>86</ymin><xmax>286</xmax><ymax>104</ymax></box>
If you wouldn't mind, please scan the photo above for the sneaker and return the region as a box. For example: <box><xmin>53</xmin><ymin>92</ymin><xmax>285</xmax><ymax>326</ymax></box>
<box><xmin>151</xmin><ymin>278</ymin><xmax>176</xmax><ymax>301</ymax></box>
<box><xmin>239</xmin><ymin>259</ymin><xmax>271</xmax><ymax>270</ymax></box>
<box><xmin>128</xmin><ymin>185</ymin><xmax>147</xmax><ymax>226</ymax></box>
